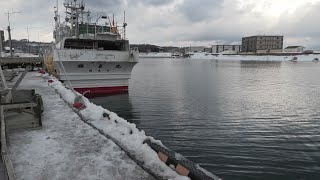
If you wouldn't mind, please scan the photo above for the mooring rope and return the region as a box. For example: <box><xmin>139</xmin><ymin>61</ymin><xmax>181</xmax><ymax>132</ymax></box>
<box><xmin>55</xmin><ymin>50</ymin><xmax>76</xmax><ymax>94</ymax></box>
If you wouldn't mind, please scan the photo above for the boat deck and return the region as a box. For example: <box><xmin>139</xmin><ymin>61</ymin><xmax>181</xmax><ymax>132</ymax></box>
<box><xmin>8</xmin><ymin>72</ymin><xmax>154</xmax><ymax>180</ymax></box>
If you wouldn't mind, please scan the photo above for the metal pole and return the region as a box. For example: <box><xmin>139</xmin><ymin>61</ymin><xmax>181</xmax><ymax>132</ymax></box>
<box><xmin>0</xmin><ymin>31</ymin><xmax>3</xmax><ymax>58</ymax></box>
<box><xmin>27</xmin><ymin>26</ymin><xmax>30</xmax><ymax>53</ymax></box>
<box><xmin>5</xmin><ymin>11</ymin><xmax>20</xmax><ymax>57</ymax></box>
<box><xmin>6</xmin><ymin>11</ymin><xmax>13</xmax><ymax>57</ymax></box>
<box><xmin>38</xmin><ymin>32</ymin><xmax>40</xmax><ymax>56</ymax></box>
<box><xmin>95</xmin><ymin>14</ymin><xmax>101</xmax><ymax>38</ymax></box>
<box><xmin>94</xmin><ymin>23</ymin><xmax>96</xmax><ymax>38</ymax></box>
<box><xmin>7</xmin><ymin>26</ymin><xmax>13</xmax><ymax>57</ymax></box>
<box><xmin>87</xmin><ymin>13</ymin><xmax>89</xmax><ymax>35</ymax></box>
<box><xmin>124</xmin><ymin>11</ymin><xmax>126</xmax><ymax>40</ymax></box>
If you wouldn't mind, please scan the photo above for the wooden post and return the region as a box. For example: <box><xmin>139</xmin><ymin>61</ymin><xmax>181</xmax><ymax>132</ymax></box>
<box><xmin>0</xmin><ymin>106</ymin><xmax>16</xmax><ymax>180</ymax></box>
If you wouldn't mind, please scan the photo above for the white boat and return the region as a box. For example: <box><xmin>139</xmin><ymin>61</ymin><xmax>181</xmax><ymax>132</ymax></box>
<box><xmin>171</xmin><ymin>52</ymin><xmax>182</xmax><ymax>58</ymax></box>
<box><xmin>290</xmin><ymin>56</ymin><xmax>298</xmax><ymax>62</ymax></box>
<box><xmin>44</xmin><ymin>0</ymin><xmax>139</xmax><ymax>96</ymax></box>
<box><xmin>182</xmin><ymin>52</ymin><xmax>194</xmax><ymax>58</ymax></box>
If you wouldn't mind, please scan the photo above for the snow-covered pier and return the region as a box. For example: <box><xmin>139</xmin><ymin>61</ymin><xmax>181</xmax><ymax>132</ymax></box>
<box><xmin>8</xmin><ymin>72</ymin><xmax>154</xmax><ymax>179</ymax></box>
<box><xmin>2</xmin><ymin>72</ymin><xmax>220</xmax><ymax>180</ymax></box>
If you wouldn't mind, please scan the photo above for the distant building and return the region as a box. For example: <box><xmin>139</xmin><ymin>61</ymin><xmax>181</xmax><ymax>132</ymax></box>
<box><xmin>157</xmin><ymin>47</ymin><xmax>164</xmax><ymax>53</ymax></box>
<box><xmin>184</xmin><ymin>46</ymin><xmax>207</xmax><ymax>53</ymax></box>
<box><xmin>4</xmin><ymin>47</ymin><xmax>14</xmax><ymax>53</ymax></box>
<box><xmin>212</xmin><ymin>45</ymin><xmax>242</xmax><ymax>53</ymax></box>
<box><xmin>284</xmin><ymin>46</ymin><xmax>304</xmax><ymax>53</ymax></box>
<box><xmin>204</xmin><ymin>47</ymin><xmax>212</xmax><ymax>53</ymax></box>
<box><xmin>242</xmin><ymin>35</ymin><xmax>283</xmax><ymax>53</ymax></box>
<box><xmin>4</xmin><ymin>39</ymin><xmax>51</xmax><ymax>54</ymax></box>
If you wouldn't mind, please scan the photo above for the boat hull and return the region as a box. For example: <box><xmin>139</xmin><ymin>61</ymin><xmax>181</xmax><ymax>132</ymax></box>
<box><xmin>74</xmin><ymin>86</ymin><xmax>129</xmax><ymax>97</ymax></box>
<box><xmin>45</xmin><ymin>49</ymin><xmax>139</xmax><ymax>96</ymax></box>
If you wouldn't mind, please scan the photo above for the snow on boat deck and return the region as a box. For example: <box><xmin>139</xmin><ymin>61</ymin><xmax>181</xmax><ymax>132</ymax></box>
<box><xmin>8</xmin><ymin>72</ymin><xmax>155</xmax><ymax>180</ymax></box>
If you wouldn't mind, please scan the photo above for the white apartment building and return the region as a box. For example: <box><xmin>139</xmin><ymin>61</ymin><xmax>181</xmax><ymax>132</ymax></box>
<box><xmin>212</xmin><ymin>45</ymin><xmax>242</xmax><ymax>53</ymax></box>
<box><xmin>284</xmin><ymin>46</ymin><xmax>304</xmax><ymax>53</ymax></box>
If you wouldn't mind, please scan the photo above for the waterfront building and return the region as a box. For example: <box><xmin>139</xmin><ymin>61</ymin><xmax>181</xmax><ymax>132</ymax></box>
<box><xmin>212</xmin><ymin>45</ymin><xmax>242</xmax><ymax>53</ymax></box>
<box><xmin>183</xmin><ymin>46</ymin><xmax>207</xmax><ymax>53</ymax></box>
<box><xmin>204</xmin><ymin>47</ymin><xmax>212</xmax><ymax>53</ymax></box>
<box><xmin>284</xmin><ymin>46</ymin><xmax>304</xmax><ymax>53</ymax></box>
<box><xmin>241</xmin><ymin>35</ymin><xmax>283</xmax><ymax>53</ymax></box>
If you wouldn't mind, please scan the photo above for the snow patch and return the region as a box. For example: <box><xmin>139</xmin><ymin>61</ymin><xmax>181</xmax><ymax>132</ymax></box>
<box><xmin>9</xmin><ymin>72</ymin><xmax>154</xmax><ymax>180</ymax></box>
<box><xmin>43</xmin><ymin>73</ymin><xmax>190</xmax><ymax>180</ymax></box>
<box><xmin>188</xmin><ymin>52</ymin><xmax>320</xmax><ymax>61</ymax></box>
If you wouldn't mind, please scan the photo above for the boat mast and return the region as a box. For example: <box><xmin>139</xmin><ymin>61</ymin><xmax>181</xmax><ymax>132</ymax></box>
<box><xmin>54</xmin><ymin>0</ymin><xmax>60</xmax><ymax>43</ymax></box>
<box><xmin>81</xmin><ymin>0</ymin><xmax>84</xmax><ymax>23</ymax></box>
<box><xmin>64</xmin><ymin>0</ymin><xmax>85</xmax><ymax>37</ymax></box>
<box><xmin>123</xmin><ymin>11</ymin><xmax>127</xmax><ymax>40</ymax></box>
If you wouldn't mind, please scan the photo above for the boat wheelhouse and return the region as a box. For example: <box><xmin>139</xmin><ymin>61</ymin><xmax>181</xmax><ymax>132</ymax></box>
<box><xmin>45</xmin><ymin>0</ymin><xmax>139</xmax><ymax>96</ymax></box>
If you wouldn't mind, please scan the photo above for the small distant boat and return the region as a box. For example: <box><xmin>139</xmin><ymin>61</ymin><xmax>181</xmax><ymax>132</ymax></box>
<box><xmin>313</xmin><ymin>58</ymin><xmax>319</xmax><ymax>62</ymax></box>
<box><xmin>290</xmin><ymin>57</ymin><xmax>298</xmax><ymax>62</ymax></box>
<box><xmin>171</xmin><ymin>52</ymin><xmax>181</xmax><ymax>58</ymax></box>
<box><xmin>183</xmin><ymin>52</ymin><xmax>194</xmax><ymax>58</ymax></box>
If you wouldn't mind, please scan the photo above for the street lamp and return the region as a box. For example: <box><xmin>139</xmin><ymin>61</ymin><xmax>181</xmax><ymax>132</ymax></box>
<box><xmin>5</xmin><ymin>11</ymin><xmax>20</xmax><ymax>57</ymax></box>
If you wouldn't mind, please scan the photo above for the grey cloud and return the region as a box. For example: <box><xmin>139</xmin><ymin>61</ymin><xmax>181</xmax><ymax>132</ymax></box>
<box><xmin>187</xmin><ymin>33</ymin><xmax>242</xmax><ymax>43</ymax></box>
<box><xmin>271</xmin><ymin>2</ymin><xmax>320</xmax><ymax>48</ymax></box>
<box><xmin>1</xmin><ymin>0</ymin><xmax>54</xmax><ymax>40</ymax></box>
<box><xmin>85</xmin><ymin>0</ymin><xmax>124</xmax><ymax>11</ymax></box>
<box><xmin>177</xmin><ymin>0</ymin><xmax>224</xmax><ymax>22</ymax></box>
<box><xmin>126</xmin><ymin>0</ymin><xmax>172</xmax><ymax>6</ymax></box>
<box><xmin>284</xmin><ymin>5</ymin><xmax>320</xmax><ymax>36</ymax></box>
<box><xmin>137</xmin><ymin>0</ymin><xmax>171</xmax><ymax>6</ymax></box>
<box><xmin>176</xmin><ymin>27</ymin><xmax>242</xmax><ymax>43</ymax></box>
<box><xmin>2</xmin><ymin>0</ymin><xmax>320</xmax><ymax>49</ymax></box>
<box><xmin>85</xmin><ymin>0</ymin><xmax>121</xmax><ymax>7</ymax></box>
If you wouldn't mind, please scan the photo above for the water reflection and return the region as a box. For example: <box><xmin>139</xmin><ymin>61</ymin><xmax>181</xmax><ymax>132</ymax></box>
<box><xmin>90</xmin><ymin>93</ymin><xmax>138</xmax><ymax>123</ymax></box>
<box><xmin>240</xmin><ymin>60</ymin><xmax>282</xmax><ymax>68</ymax></box>
<box><xmin>93</xmin><ymin>59</ymin><xmax>320</xmax><ymax>180</ymax></box>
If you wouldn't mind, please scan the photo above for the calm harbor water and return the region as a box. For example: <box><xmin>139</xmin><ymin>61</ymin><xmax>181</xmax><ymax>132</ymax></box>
<box><xmin>92</xmin><ymin>58</ymin><xmax>320</xmax><ymax>180</ymax></box>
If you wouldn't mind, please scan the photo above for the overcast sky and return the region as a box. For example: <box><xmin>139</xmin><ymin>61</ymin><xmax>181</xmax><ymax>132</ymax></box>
<box><xmin>1</xmin><ymin>0</ymin><xmax>320</xmax><ymax>48</ymax></box>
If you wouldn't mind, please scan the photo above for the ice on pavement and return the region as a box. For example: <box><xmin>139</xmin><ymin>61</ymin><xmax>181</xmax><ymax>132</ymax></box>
<box><xmin>8</xmin><ymin>72</ymin><xmax>155</xmax><ymax>180</ymax></box>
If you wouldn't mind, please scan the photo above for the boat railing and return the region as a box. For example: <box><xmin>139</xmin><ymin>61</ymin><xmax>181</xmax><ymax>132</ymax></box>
<box><xmin>130</xmin><ymin>47</ymin><xmax>139</xmax><ymax>52</ymax></box>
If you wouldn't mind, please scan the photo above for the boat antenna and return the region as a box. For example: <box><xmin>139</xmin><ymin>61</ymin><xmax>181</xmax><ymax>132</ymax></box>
<box><xmin>56</xmin><ymin>0</ymin><xmax>58</xmax><ymax>14</ymax></box>
<box><xmin>54</xmin><ymin>0</ymin><xmax>60</xmax><ymax>42</ymax></box>
<box><xmin>108</xmin><ymin>17</ymin><xmax>112</xmax><ymax>33</ymax></box>
<box><xmin>123</xmin><ymin>11</ymin><xmax>127</xmax><ymax>40</ymax></box>
<box><xmin>80</xmin><ymin>0</ymin><xmax>84</xmax><ymax>23</ymax></box>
